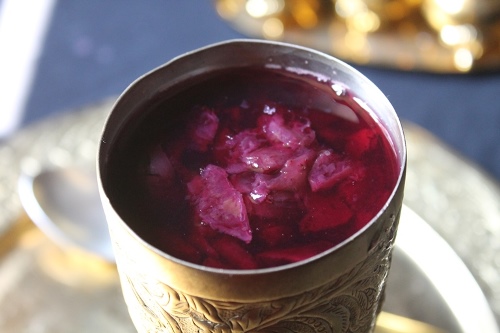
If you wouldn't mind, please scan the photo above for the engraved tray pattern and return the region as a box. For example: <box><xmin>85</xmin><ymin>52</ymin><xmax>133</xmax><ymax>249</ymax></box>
<box><xmin>0</xmin><ymin>98</ymin><xmax>499</xmax><ymax>328</ymax></box>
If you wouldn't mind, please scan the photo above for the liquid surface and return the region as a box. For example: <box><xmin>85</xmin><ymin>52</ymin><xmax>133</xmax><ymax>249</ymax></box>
<box><xmin>106</xmin><ymin>67</ymin><xmax>399</xmax><ymax>269</ymax></box>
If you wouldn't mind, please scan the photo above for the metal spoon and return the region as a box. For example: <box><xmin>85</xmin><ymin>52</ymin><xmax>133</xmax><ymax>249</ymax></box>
<box><xmin>17</xmin><ymin>166</ymin><xmax>114</xmax><ymax>262</ymax></box>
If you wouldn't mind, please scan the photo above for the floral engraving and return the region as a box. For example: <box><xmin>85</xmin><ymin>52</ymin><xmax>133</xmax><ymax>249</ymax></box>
<box><xmin>116</xmin><ymin>209</ymin><xmax>399</xmax><ymax>333</ymax></box>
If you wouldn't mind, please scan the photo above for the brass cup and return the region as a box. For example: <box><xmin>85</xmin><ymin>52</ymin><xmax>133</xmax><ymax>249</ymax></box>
<box><xmin>97</xmin><ymin>40</ymin><xmax>406</xmax><ymax>333</ymax></box>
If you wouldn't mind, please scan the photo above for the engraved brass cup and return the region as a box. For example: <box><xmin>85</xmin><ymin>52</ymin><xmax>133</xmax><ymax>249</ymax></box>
<box><xmin>97</xmin><ymin>40</ymin><xmax>406</xmax><ymax>333</ymax></box>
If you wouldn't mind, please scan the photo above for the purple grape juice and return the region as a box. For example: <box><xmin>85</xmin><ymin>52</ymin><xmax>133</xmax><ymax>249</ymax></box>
<box><xmin>106</xmin><ymin>66</ymin><xmax>399</xmax><ymax>269</ymax></box>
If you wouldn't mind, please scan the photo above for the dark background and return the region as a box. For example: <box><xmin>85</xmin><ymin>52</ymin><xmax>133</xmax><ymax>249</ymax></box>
<box><xmin>21</xmin><ymin>0</ymin><xmax>500</xmax><ymax>181</ymax></box>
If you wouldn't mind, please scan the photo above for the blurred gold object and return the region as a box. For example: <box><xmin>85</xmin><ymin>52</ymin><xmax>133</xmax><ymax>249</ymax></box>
<box><xmin>421</xmin><ymin>0</ymin><xmax>500</xmax><ymax>71</ymax></box>
<box><xmin>422</xmin><ymin>0</ymin><xmax>500</xmax><ymax>27</ymax></box>
<box><xmin>215</xmin><ymin>0</ymin><xmax>500</xmax><ymax>72</ymax></box>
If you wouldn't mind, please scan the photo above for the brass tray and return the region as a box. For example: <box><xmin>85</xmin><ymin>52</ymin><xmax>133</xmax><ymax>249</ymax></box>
<box><xmin>0</xmin><ymin>98</ymin><xmax>499</xmax><ymax>332</ymax></box>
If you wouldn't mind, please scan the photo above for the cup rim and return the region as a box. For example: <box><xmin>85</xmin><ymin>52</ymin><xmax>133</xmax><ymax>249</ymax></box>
<box><xmin>97</xmin><ymin>38</ymin><xmax>407</xmax><ymax>277</ymax></box>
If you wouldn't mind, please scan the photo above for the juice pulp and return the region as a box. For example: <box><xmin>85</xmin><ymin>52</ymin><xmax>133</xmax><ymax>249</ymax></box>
<box><xmin>106</xmin><ymin>67</ymin><xmax>399</xmax><ymax>269</ymax></box>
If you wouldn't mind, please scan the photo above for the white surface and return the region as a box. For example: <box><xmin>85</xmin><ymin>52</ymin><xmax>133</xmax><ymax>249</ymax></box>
<box><xmin>0</xmin><ymin>0</ymin><xmax>56</xmax><ymax>138</ymax></box>
<box><xmin>397</xmin><ymin>205</ymin><xmax>500</xmax><ymax>333</ymax></box>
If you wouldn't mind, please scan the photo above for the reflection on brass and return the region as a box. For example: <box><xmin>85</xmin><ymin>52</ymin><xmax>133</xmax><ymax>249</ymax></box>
<box><xmin>376</xmin><ymin>311</ymin><xmax>447</xmax><ymax>333</ymax></box>
<box><xmin>0</xmin><ymin>213</ymin><xmax>33</xmax><ymax>257</ymax></box>
<box><xmin>5</xmin><ymin>221</ymin><xmax>110</xmax><ymax>286</ymax></box>
<box><xmin>7</xmin><ymin>223</ymin><xmax>117</xmax><ymax>288</ymax></box>
<box><xmin>35</xmin><ymin>235</ymin><xmax>117</xmax><ymax>287</ymax></box>
<box><xmin>215</xmin><ymin>0</ymin><xmax>500</xmax><ymax>72</ymax></box>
